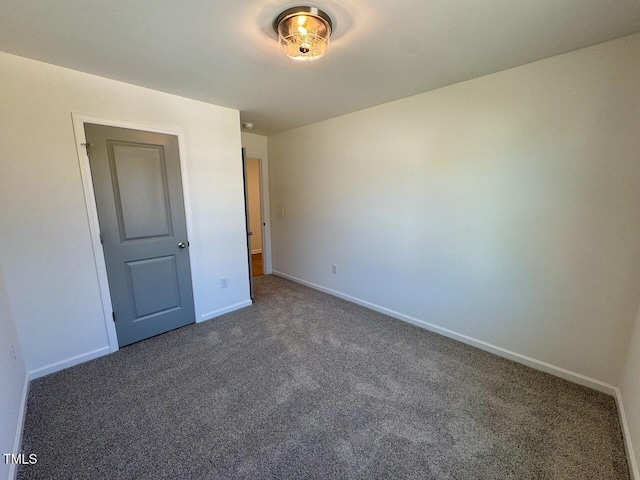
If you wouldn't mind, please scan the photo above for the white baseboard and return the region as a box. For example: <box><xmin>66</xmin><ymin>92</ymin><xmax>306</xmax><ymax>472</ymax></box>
<box><xmin>614</xmin><ymin>387</ymin><xmax>639</xmax><ymax>480</ymax></box>
<box><xmin>251</xmin><ymin>249</ymin><xmax>263</xmax><ymax>255</ymax></box>
<box><xmin>272</xmin><ymin>271</ymin><xmax>616</xmax><ymax>395</ymax></box>
<box><xmin>9</xmin><ymin>372</ymin><xmax>30</xmax><ymax>480</ymax></box>
<box><xmin>199</xmin><ymin>300</ymin><xmax>252</xmax><ymax>323</ymax></box>
<box><xmin>28</xmin><ymin>346</ymin><xmax>111</xmax><ymax>380</ymax></box>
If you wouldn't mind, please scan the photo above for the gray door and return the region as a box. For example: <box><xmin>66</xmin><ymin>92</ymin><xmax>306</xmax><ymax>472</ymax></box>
<box><xmin>85</xmin><ymin>124</ymin><xmax>195</xmax><ymax>347</ymax></box>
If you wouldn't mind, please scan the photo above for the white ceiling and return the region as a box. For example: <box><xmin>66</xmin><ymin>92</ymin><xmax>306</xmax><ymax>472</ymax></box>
<box><xmin>2</xmin><ymin>0</ymin><xmax>640</xmax><ymax>135</ymax></box>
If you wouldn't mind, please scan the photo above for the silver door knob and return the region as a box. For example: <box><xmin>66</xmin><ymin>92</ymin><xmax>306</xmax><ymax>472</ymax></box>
<box><xmin>178</xmin><ymin>242</ymin><xmax>187</xmax><ymax>249</ymax></box>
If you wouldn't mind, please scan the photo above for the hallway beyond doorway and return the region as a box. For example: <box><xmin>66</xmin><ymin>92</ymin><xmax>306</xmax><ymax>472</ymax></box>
<box><xmin>252</xmin><ymin>252</ymin><xmax>263</xmax><ymax>277</ymax></box>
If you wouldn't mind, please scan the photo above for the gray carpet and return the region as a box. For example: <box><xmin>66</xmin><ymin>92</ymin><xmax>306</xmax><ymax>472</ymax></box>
<box><xmin>19</xmin><ymin>275</ymin><xmax>629</xmax><ymax>479</ymax></box>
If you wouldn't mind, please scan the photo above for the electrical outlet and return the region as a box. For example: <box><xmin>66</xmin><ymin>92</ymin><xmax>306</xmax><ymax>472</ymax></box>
<box><xmin>277</xmin><ymin>208</ymin><xmax>285</xmax><ymax>218</ymax></box>
<box><xmin>220</xmin><ymin>276</ymin><xmax>228</xmax><ymax>288</ymax></box>
<box><xmin>332</xmin><ymin>264</ymin><xmax>338</xmax><ymax>274</ymax></box>
<box><xmin>9</xmin><ymin>343</ymin><xmax>16</xmax><ymax>362</ymax></box>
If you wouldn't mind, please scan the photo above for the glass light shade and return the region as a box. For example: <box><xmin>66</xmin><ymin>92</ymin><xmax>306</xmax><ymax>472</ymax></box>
<box><xmin>276</xmin><ymin>7</ymin><xmax>332</xmax><ymax>61</ymax></box>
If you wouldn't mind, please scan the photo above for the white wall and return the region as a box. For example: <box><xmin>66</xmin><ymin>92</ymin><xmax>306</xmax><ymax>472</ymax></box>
<box><xmin>621</xmin><ymin>307</ymin><xmax>640</xmax><ymax>478</ymax></box>
<box><xmin>247</xmin><ymin>159</ymin><xmax>263</xmax><ymax>253</ymax></box>
<box><xmin>242</xmin><ymin>132</ymin><xmax>272</xmax><ymax>273</ymax></box>
<box><xmin>0</xmin><ymin>260</ymin><xmax>28</xmax><ymax>480</ymax></box>
<box><xmin>242</xmin><ymin>132</ymin><xmax>268</xmax><ymax>160</ymax></box>
<box><xmin>268</xmin><ymin>33</ymin><xmax>640</xmax><ymax>386</ymax></box>
<box><xmin>0</xmin><ymin>52</ymin><xmax>250</xmax><ymax>375</ymax></box>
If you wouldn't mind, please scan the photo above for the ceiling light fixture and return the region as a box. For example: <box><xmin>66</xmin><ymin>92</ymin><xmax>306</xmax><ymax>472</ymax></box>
<box><xmin>274</xmin><ymin>6</ymin><xmax>333</xmax><ymax>61</ymax></box>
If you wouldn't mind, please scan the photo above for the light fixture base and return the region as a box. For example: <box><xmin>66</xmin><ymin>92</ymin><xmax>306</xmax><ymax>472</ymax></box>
<box><xmin>273</xmin><ymin>6</ymin><xmax>333</xmax><ymax>34</ymax></box>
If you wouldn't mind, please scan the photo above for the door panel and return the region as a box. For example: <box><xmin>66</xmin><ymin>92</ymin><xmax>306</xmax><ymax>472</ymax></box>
<box><xmin>111</xmin><ymin>143</ymin><xmax>172</xmax><ymax>240</ymax></box>
<box><xmin>85</xmin><ymin>124</ymin><xmax>195</xmax><ymax>347</ymax></box>
<box><xmin>126</xmin><ymin>256</ymin><xmax>180</xmax><ymax>319</ymax></box>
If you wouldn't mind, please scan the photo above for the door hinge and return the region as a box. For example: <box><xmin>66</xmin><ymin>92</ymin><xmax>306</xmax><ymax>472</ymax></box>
<box><xmin>82</xmin><ymin>142</ymin><xmax>92</xmax><ymax>158</ymax></box>
<box><xmin>112</xmin><ymin>311</ymin><xmax>116</xmax><ymax>322</ymax></box>
<box><xmin>99</xmin><ymin>232</ymin><xmax>103</xmax><ymax>244</ymax></box>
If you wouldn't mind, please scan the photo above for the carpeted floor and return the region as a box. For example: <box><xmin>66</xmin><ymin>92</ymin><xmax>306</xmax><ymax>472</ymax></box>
<box><xmin>19</xmin><ymin>275</ymin><xmax>629</xmax><ymax>479</ymax></box>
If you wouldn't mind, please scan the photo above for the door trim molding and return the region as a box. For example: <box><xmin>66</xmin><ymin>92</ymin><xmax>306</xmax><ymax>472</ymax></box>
<box><xmin>71</xmin><ymin>113</ymin><xmax>196</xmax><ymax>353</ymax></box>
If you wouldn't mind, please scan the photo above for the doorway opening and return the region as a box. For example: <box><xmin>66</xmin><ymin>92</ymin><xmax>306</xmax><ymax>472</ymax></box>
<box><xmin>246</xmin><ymin>157</ymin><xmax>264</xmax><ymax>278</ymax></box>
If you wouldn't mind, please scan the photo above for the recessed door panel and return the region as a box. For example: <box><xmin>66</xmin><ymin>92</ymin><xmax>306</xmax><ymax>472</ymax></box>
<box><xmin>111</xmin><ymin>143</ymin><xmax>172</xmax><ymax>241</ymax></box>
<box><xmin>85</xmin><ymin>123</ymin><xmax>195</xmax><ymax>347</ymax></box>
<box><xmin>127</xmin><ymin>256</ymin><xmax>180</xmax><ymax>319</ymax></box>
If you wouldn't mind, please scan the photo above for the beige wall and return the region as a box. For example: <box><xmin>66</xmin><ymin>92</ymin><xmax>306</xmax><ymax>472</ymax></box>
<box><xmin>247</xmin><ymin>158</ymin><xmax>263</xmax><ymax>253</ymax></box>
<box><xmin>621</xmin><ymin>308</ymin><xmax>640</xmax><ymax>478</ymax></box>
<box><xmin>268</xmin><ymin>33</ymin><xmax>640</xmax><ymax>386</ymax></box>
<box><xmin>0</xmin><ymin>52</ymin><xmax>249</xmax><ymax>375</ymax></box>
<box><xmin>0</xmin><ymin>260</ymin><xmax>27</xmax><ymax>480</ymax></box>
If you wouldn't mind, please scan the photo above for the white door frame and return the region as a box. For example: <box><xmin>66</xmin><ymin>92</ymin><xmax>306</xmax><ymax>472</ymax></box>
<box><xmin>244</xmin><ymin>154</ymin><xmax>272</xmax><ymax>275</ymax></box>
<box><xmin>71</xmin><ymin>112</ymin><xmax>196</xmax><ymax>353</ymax></box>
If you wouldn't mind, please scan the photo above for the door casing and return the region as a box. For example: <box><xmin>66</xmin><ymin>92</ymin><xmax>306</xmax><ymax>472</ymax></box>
<box><xmin>72</xmin><ymin>113</ymin><xmax>195</xmax><ymax>353</ymax></box>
